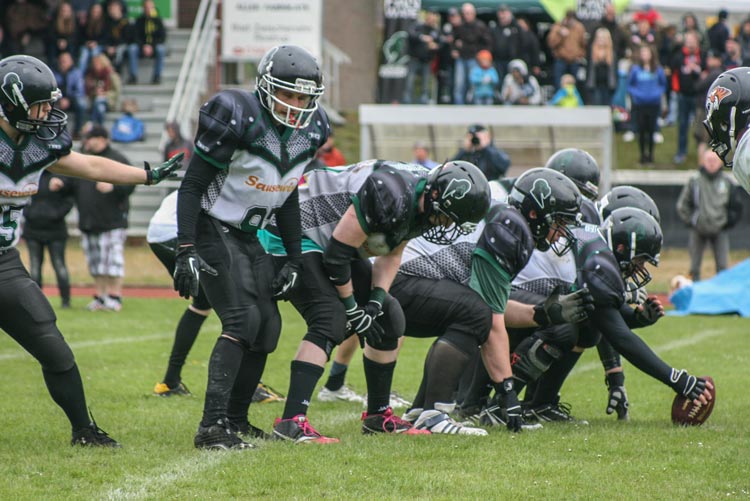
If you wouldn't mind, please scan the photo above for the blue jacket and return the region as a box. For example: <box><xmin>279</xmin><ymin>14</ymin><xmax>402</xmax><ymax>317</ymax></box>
<box><xmin>470</xmin><ymin>66</ymin><xmax>500</xmax><ymax>99</ymax></box>
<box><xmin>54</xmin><ymin>67</ymin><xmax>86</xmax><ymax>100</ymax></box>
<box><xmin>627</xmin><ymin>64</ymin><xmax>666</xmax><ymax>106</ymax></box>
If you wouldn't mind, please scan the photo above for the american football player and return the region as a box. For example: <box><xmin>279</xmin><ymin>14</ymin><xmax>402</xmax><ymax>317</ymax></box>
<box><xmin>174</xmin><ymin>45</ymin><xmax>330</xmax><ymax>450</ymax></box>
<box><xmin>0</xmin><ymin>55</ymin><xmax>181</xmax><ymax>447</ymax></box>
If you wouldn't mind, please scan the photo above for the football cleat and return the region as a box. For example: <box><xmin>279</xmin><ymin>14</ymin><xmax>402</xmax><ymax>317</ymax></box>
<box><xmin>453</xmin><ymin>403</ymin><xmax>483</xmax><ymax>426</ymax></box>
<box><xmin>252</xmin><ymin>382</ymin><xmax>286</xmax><ymax>404</ymax></box>
<box><xmin>227</xmin><ymin>419</ymin><xmax>272</xmax><ymax>440</ymax></box>
<box><xmin>153</xmin><ymin>381</ymin><xmax>191</xmax><ymax>397</ymax></box>
<box><xmin>272</xmin><ymin>415</ymin><xmax>340</xmax><ymax>444</ymax></box>
<box><xmin>361</xmin><ymin>407</ymin><xmax>430</xmax><ymax>435</ymax></box>
<box><xmin>478</xmin><ymin>401</ymin><xmax>543</xmax><ymax>430</ymax></box>
<box><xmin>86</xmin><ymin>297</ymin><xmax>106</xmax><ymax>311</ymax></box>
<box><xmin>317</xmin><ymin>384</ymin><xmax>366</xmax><ymax>404</ymax></box>
<box><xmin>401</xmin><ymin>407</ymin><xmax>423</xmax><ymax>424</ymax></box>
<box><xmin>194</xmin><ymin>420</ymin><xmax>255</xmax><ymax>450</ymax></box>
<box><xmin>525</xmin><ymin>401</ymin><xmax>589</xmax><ymax>425</ymax></box>
<box><xmin>413</xmin><ymin>403</ymin><xmax>488</xmax><ymax>436</ymax></box>
<box><xmin>71</xmin><ymin>422</ymin><xmax>121</xmax><ymax>448</ymax></box>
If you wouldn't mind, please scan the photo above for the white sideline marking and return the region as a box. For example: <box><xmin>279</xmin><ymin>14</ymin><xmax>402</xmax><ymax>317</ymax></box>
<box><xmin>571</xmin><ymin>328</ymin><xmax>726</xmax><ymax>375</ymax></box>
<box><xmin>0</xmin><ymin>333</ymin><xmax>172</xmax><ymax>361</ymax></box>
<box><xmin>104</xmin><ymin>454</ymin><xmax>227</xmax><ymax>500</ymax></box>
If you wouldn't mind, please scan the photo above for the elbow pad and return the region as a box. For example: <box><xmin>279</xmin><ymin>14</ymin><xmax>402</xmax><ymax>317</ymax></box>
<box><xmin>322</xmin><ymin>236</ymin><xmax>357</xmax><ymax>286</ymax></box>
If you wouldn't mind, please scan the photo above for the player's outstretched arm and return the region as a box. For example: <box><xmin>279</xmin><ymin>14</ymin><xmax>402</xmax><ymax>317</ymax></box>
<box><xmin>49</xmin><ymin>151</ymin><xmax>183</xmax><ymax>185</ymax></box>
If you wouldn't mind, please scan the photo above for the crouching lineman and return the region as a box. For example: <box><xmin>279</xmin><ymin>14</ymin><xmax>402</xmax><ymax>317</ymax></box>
<box><xmin>392</xmin><ymin>168</ymin><xmax>593</xmax><ymax>434</ymax></box>
<box><xmin>257</xmin><ymin>159</ymin><xmax>491</xmax><ymax>442</ymax></box>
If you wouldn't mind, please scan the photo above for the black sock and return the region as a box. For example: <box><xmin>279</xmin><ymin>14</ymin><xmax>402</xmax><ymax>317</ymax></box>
<box><xmin>163</xmin><ymin>309</ymin><xmax>207</xmax><ymax>387</ymax></box>
<box><xmin>282</xmin><ymin>360</ymin><xmax>324</xmax><ymax>419</ymax></box>
<box><xmin>227</xmin><ymin>351</ymin><xmax>268</xmax><ymax>425</ymax></box>
<box><xmin>200</xmin><ymin>337</ymin><xmax>244</xmax><ymax>427</ymax></box>
<box><xmin>43</xmin><ymin>364</ymin><xmax>90</xmax><ymax>431</ymax></box>
<box><xmin>324</xmin><ymin>361</ymin><xmax>348</xmax><ymax>391</ymax></box>
<box><xmin>422</xmin><ymin>339</ymin><xmax>471</xmax><ymax>410</ymax></box>
<box><xmin>531</xmin><ymin>350</ymin><xmax>583</xmax><ymax>406</ymax></box>
<box><xmin>364</xmin><ymin>356</ymin><xmax>396</xmax><ymax>415</ymax></box>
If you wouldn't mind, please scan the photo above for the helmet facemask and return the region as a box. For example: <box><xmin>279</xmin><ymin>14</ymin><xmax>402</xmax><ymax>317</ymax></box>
<box><xmin>546</xmin><ymin>212</ymin><xmax>580</xmax><ymax>256</ymax></box>
<box><xmin>257</xmin><ymin>73</ymin><xmax>324</xmax><ymax>129</ymax></box>
<box><xmin>421</xmin><ymin>196</ymin><xmax>477</xmax><ymax>245</ymax></box>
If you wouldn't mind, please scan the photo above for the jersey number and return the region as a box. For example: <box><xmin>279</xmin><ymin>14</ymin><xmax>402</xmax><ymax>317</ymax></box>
<box><xmin>0</xmin><ymin>206</ymin><xmax>23</xmax><ymax>247</ymax></box>
<box><xmin>240</xmin><ymin>206</ymin><xmax>278</xmax><ymax>232</ymax></box>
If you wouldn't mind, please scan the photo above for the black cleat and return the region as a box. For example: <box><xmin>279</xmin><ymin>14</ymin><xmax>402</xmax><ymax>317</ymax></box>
<box><xmin>194</xmin><ymin>420</ymin><xmax>255</xmax><ymax>450</ymax></box>
<box><xmin>525</xmin><ymin>401</ymin><xmax>588</xmax><ymax>425</ymax></box>
<box><xmin>71</xmin><ymin>423</ymin><xmax>121</xmax><ymax>448</ymax></box>
<box><xmin>227</xmin><ymin>419</ymin><xmax>272</xmax><ymax>440</ymax></box>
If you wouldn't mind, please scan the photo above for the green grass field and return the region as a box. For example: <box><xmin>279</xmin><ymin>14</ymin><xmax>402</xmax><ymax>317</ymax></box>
<box><xmin>0</xmin><ymin>297</ymin><xmax>748</xmax><ymax>499</ymax></box>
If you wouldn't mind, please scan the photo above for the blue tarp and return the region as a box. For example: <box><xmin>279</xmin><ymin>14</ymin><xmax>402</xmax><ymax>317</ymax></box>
<box><xmin>669</xmin><ymin>259</ymin><xmax>750</xmax><ymax>317</ymax></box>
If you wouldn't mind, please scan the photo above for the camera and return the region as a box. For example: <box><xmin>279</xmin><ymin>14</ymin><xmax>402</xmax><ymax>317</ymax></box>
<box><xmin>468</xmin><ymin>124</ymin><xmax>485</xmax><ymax>147</ymax></box>
<box><xmin>470</xmin><ymin>133</ymin><xmax>480</xmax><ymax>146</ymax></box>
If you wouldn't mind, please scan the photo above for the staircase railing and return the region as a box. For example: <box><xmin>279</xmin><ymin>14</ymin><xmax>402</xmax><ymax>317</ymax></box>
<box><xmin>320</xmin><ymin>39</ymin><xmax>352</xmax><ymax>114</ymax></box>
<box><xmin>161</xmin><ymin>0</ymin><xmax>219</xmax><ymax>150</ymax></box>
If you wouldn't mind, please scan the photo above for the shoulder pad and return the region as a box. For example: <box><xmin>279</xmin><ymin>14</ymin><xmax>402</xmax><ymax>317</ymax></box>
<box><xmin>478</xmin><ymin>204</ymin><xmax>534</xmax><ymax>277</ymax></box>
<box><xmin>194</xmin><ymin>90</ymin><xmax>256</xmax><ymax>165</ymax></box>
<box><xmin>357</xmin><ymin>165</ymin><xmax>419</xmax><ymax>233</ymax></box>
<box><xmin>42</xmin><ymin>129</ymin><xmax>73</xmax><ymax>158</ymax></box>
<box><xmin>578</xmin><ymin>249</ymin><xmax>625</xmax><ymax>308</ymax></box>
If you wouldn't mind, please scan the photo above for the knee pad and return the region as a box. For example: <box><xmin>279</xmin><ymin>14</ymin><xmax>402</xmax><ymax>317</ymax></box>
<box><xmin>576</xmin><ymin>326</ymin><xmax>601</xmax><ymax>348</ymax></box>
<box><xmin>511</xmin><ymin>335</ymin><xmax>563</xmax><ymax>384</ymax></box>
<box><xmin>220</xmin><ymin>305</ymin><xmax>261</xmax><ymax>348</ymax></box>
<box><xmin>303</xmin><ymin>331</ymin><xmax>337</xmax><ymax>359</ymax></box>
<box><xmin>36</xmin><ymin>329</ymin><xmax>76</xmax><ymax>373</ymax></box>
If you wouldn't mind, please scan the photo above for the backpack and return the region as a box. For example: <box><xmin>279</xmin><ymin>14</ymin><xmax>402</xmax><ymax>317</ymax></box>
<box><xmin>111</xmin><ymin>113</ymin><xmax>145</xmax><ymax>143</ymax></box>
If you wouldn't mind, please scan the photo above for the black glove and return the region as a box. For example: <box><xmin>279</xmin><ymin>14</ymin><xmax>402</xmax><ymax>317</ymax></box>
<box><xmin>345</xmin><ymin>297</ymin><xmax>385</xmax><ymax>348</ymax></box>
<box><xmin>173</xmin><ymin>245</ymin><xmax>217</xmax><ymax>299</ymax></box>
<box><xmin>533</xmin><ymin>285</ymin><xmax>595</xmax><ymax>326</ymax></box>
<box><xmin>272</xmin><ymin>258</ymin><xmax>302</xmax><ymax>299</ymax></box>
<box><xmin>634</xmin><ymin>297</ymin><xmax>664</xmax><ymax>326</ymax></box>
<box><xmin>145</xmin><ymin>152</ymin><xmax>184</xmax><ymax>185</ymax></box>
<box><xmin>605</xmin><ymin>371</ymin><xmax>629</xmax><ymax>420</ymax></box>
<box><xmin>624</xmin><ymin>280</ymin><xmax>648</xmax><ymax>305</ymax></box>
<box><xmin>497</xmin><ymin>378</ymin><xmax>523</xmax><ymax>433</ymax></box>
<box><xmin>669</xmin><ymin>369</ymin><xmax>707</xmax><ymax>402</ymax></box>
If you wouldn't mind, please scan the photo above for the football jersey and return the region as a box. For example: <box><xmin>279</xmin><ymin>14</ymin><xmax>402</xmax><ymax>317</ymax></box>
<box><xmin>192</xmin><ymin>89</ymin><xmax>329</xmax><ymax>232</ymax></box>
<box><xmin>0</xmin><ymin>129</ymin><xmax>72</xmax><ymax>250</ymax></box>
<box><xmin>300</xmin><ymin>159</ymin><xmax>431</xmax><ymax>256</ymax></box>
<box><xmin>146</xmin><ymin>190</ymin><xmax>177</xmax><ymax>244</ymax></box>
<box><xmin>732</xmin><ymin>130</ymin><xmax>750</xmax><ymax>193</ymax></box>
<box><xmin>400</xmin><ymin>203</ymin><xmax>534</xmax><ymax>292</ymax></box>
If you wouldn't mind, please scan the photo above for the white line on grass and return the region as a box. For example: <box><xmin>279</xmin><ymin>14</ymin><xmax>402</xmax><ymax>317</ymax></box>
<box><xmin>571</xmin><ymin>328</ymin><xmax>726</xmax><ymax>375</ymax></box>
<box><xmin>0</xmin><ymin>333</ymin><xmax>172</xmax><ymax>361</ymax></box>
<box><xmin>104</xmin><ymin>453</ymin><xmax>228</xmax><ymax>500</ymax></box>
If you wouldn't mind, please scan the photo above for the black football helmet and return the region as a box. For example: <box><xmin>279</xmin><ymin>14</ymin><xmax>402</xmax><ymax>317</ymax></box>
<box><xmin>255</xmin><ymin>45</ymin><xmax>324</xmax><ymax>129</ymax></box>
<box><xmin>508</xmin><ymin>168</ymin><xmax>583</xmax><ymax>255</ymax></box>
<box><xmin>703</xmin><ymin>67</ymin><xmax>750</xmax><ymax>167</ymax></box>
<box><xmin>598</xmin><ymin>185</ymin><xmax>661</xmax><ymax>223</ymax></box>
<box><xmin>544</xmin><ymin>148</ymin><xmax>600</xmax><ymax>200</ymax></box>
<box><xmin>601</xmin><ymin>207</ymin><xmax>662</xmax><ymax>288</ymax></box>
<box><xmin>422</xmin><ymin>160</ymin><xmax>491</xmax><ymax>245</ymax></box>
<box><xmin>0</xmin><ymin>55</ymin><xmax>67</xmax><ymax>140</ymax></box>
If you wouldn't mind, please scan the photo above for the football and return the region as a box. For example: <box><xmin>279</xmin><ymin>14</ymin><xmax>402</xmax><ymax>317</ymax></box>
<box><xmin>671</xmin><ymin>376</ymin><xmax>716</xmax><ymax>426</ymax></box>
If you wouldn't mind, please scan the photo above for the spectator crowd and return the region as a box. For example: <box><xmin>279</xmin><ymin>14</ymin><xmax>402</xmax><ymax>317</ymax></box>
<box><xmin>0</xmin><ymin>0</ymin><xmax>167</xmax><ymax>139</ymax></box>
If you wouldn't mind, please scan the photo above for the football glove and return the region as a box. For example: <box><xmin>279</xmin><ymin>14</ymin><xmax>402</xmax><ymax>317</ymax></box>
<box><xmin>634</xmin><ymin>296</ymin><xmax>664</xmax><ymax>326</ymax></box>
<box><xmin>624</xmin><ymin>280</ymin><xmax>648</xmax><ymax>305</ymax></box>
<box><xmin>272</xmin><ymin>258</ymin><xmax>302</xmax><ymax>299</ymax></box>
<box><xmin>173</xmin><ymin>245</ymin><xmax>217</xmax><ymax>299</ymax></box>
<box><xmin>497</xmin><ymin>378</ymin><xmax>523</xmax><ymax>433</ymax></box>
<box><xmin>669</xmin><ymin>369</ymin><xmax>708</xmax><ymax>403</ymax></box>
<box><xmin>605</xmin><ymin>371</ymin><xmax>629</xmax><ymax>420</ymax></box>
<box><xmin>345</xmin><ymin>297</ymin><xmax>385</xmax><ymax>348</ymax></box>
<box><xmin>145</xmin><ymin>152</ymin><xmax>184</xmax><ymax>185</ymax></box>
<box><xmin>533</xmin><ymin>285</ymin><xmax>595</xmax><ymax>326</ymax></box>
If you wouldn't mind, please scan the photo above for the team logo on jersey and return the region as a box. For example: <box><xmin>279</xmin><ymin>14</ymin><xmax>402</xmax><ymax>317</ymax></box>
<box><xmin>245</xmin><ymin>175</ymin><xmax>298</xmax><ymax>192</ymax></box>
<box><xmin>1</xmin><ymin>72</ymin><xmax>23</xmax><ymax>107</ymax></box>
<box><xmin>530</xmin><ymin>178</ymin><xmax>552</xmax><ymax>209</ymax></box>
<box><xmin>443</xmin><ymin>178</ymin><xmax>471</xmax><ymax>200</ymax></box>
<box><xmin>706</xmin><ymin>86</ymin><xmax>732</xmax><ymax>115</ymax></box>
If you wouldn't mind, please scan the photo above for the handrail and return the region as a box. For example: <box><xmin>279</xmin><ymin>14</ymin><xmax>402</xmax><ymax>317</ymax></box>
<box><xmin>160</xmin><ymin>0</ymin><xmax>218</xmax><ymax>149</ymax></box>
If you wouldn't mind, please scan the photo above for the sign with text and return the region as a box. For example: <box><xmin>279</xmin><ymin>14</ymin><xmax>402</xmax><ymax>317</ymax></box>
<box><xmin>221</xmin><ymin>0</ymin><xmax>322</xmax><ymax>61</ymax></box>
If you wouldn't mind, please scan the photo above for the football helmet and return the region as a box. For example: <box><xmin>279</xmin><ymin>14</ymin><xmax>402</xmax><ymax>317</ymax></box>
<box><xmin>601</xmin><ymin>207</ymin><xmax>662</xmax><ymax>288</ymax></box>
<box><xmin>703</xmin><ymin>67</ymin><xmax>750</xmax><ymax>167</ymax></box>
<box><xmin>255</xmin><ymin>45</ymin><xmax>324</xmax><ymax>129</ymax></box>
<box><xmin>422</xmin><ymin>161</ymin><xmax>491</xmax><ymax>245</ymax></box>
<box><xmin>544</xmin><ymin>148</ymin><xmax>600</xmax><ymax>200</ymax></box>
<box><xmin>598</xmin><ymin>185</ymin><xmax>661</xmax><ymax>223</ymax></box>
<box><xmin>508</xmin><ymin>168</ymin><xmax>583</xmax><ymax>255</ymax></box>
<box><xmin>0</xmin><ymin>55</ymin><xmax>67</xmax><ymax>140</ymax></box>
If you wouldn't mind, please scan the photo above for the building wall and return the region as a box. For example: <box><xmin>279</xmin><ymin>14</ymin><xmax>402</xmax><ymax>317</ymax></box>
<box><xmin>323</xmin><ymin>0</ymin><xmax>379</xmax><ymax>110</ymax></box>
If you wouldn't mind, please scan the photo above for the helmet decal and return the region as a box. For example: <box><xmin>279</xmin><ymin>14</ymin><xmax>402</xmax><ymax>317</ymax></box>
<box><xmin>530</xmin><ymin>178</ymin><xmax>552</xmax><ymax>209</ymax></box>
<box><xmin>443</xmin><ymin>177</ymin><xmax>471</xmax><ymax>201</ymax></box>
<box><xmin>2</xmin><ymin>72</ymin><xmax>23</xmax><ymax>107</ymax></box>
<box><xmin>706</xmin><ymin>85</ymin><xmax>732</xmax><ymax>115</ymax></box>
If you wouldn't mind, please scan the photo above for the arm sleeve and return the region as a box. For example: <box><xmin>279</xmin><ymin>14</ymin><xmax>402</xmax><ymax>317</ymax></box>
<box><xmin>469</xmin><ymin>250</ymin><xmax>511</xmax><ymax>313</ymax></box>
<box><xmin>591</xmin><ymin>306</ymin><xmax>673</xmax><ymax>385</ymax></box>
<box><xmin>275</xmin><ymin>187</ymin><xmax>302</xmax><ymax>259</ymax></box>
<box><xmin>176</xmin><ymin>153</ymin><xmax>217</xmax><ymax>245</ymax></box>
<box><xmin>618</xmin><ymin>302</ymin><xmax>641</xmax><ymax>329</ymax></box>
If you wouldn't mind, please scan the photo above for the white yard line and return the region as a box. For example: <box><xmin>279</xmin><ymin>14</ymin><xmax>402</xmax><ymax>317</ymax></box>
<box><xmin>0</xmin><ymin>334</ymin><xmax>172</xmax><ymax>361</ymax></box>
<box><xmin>571</xmin><ymin>328</ymin><xmax>726</xmax><ymax>375</ymax></box>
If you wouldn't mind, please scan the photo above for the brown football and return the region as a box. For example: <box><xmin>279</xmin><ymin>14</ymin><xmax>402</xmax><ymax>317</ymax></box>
<box><xmin>671</xmin><ymin>376</ymin><xmax>716</xmax><ymax>426</ymax></box>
